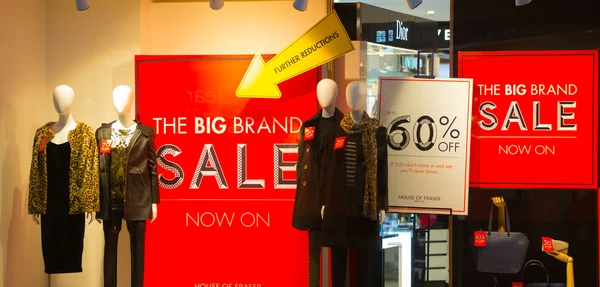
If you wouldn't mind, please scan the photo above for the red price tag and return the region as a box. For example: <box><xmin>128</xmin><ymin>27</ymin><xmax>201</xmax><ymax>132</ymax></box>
<box><xmin>334</xmin><ymin>136</ymin><xmax>346</xmax><ymax>150</ymax></box>
<box><xmin>542</xmin><ymin>237</ymin><xmax>554</xmax><ymax>252</ymax></box>
<box><xmin>512</xmin><ymin>282</ymin><xmax>524</xmax><ymax>287</ymax></box>
<box><xmin>39</xmin><ymin>137</ymin><xmax>48</xmax><ymax>151</ymax></box>
<box><xmin>100</xmin><ymin>140</ymin><xmax>112</xmax><ymax>154</ymax></box>
<box><xmin>474</xmin><ymin>231</ymin><xmax>487</xmax><ymax>247</ymax></box>
<box><xmin>304</xmin><ymin>127</ymin><xmax>315</xmax><ymax>141</ymax></box>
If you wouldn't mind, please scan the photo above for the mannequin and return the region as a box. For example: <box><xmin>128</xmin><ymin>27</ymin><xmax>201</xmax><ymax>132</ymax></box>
<box><xmin>28</xmin><ymin>85</ymin><xmax>100</xmax><ymax>274</ymax></box>
<box><xmin>111</xmin><ymin>85</ymin><xmax>157</xmax><ymax>221</ymax></box>
<box><xmin>545</xmin><ymin>239</ymin><xmax>574</xmax><ymax>287</ymax></box>
<box><xmin>97</xmin><ymin>85</ymin><xmax>160</xmax><ymax>287</ymax></box>
<box><xmin>491</xmin><ymin>196</ymin><xmax>505</xmax><ymax>232</ymax></box>
<box><xmin>321</xmin><ymin>81</ymin><xmax>388</xmax><ymax>287</ymax></box>
<box><xmin>33</xmin><ymin>85</ymin><xmax>94</xmax><ymax>224</ymax></box>
<box><xmin>318</xmin><ymin>78</ymin><xmax>337</xmax><ymax>118</ymax></box>
<box><xmin>292</xmin><ymin>78</ymin><xmax>342</xmax><ymax>287</ymax></box>
<box><xmin>322</xmin><ymin>81</ymin><xmax>385</xmax><ymax>222</ymax></box>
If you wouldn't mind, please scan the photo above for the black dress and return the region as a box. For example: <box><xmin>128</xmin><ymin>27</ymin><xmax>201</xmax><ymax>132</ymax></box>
<box><xmin>41</xmin><ymin>142</ymin><xmax>85</xmax><ymax>274</ymax></box>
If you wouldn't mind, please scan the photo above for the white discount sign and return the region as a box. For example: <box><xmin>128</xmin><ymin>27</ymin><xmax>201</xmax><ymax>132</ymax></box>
<box><xmin>378</xmin><ymin>78</ymin><xmax>473</xmax><ymax>215</ymax></box>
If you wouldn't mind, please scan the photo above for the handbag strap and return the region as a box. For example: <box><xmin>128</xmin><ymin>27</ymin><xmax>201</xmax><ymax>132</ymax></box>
<box><xmin>478</xmin><ymin>274</ymin><xmax>499</xmax><ymax>287</ymax></box>
<box><xmin>521</xmin><ymin>260</ymin><xmax>550</xmax><ymax>286</ymax></box>
<box><xmin>487</xmin><ymin>202</ymin><xmax>511</xmax><ymax>233</ymax></box>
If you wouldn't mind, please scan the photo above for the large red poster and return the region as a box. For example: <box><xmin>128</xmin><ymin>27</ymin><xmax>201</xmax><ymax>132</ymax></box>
<box><xmin>136</xmin><ymin>55</ymin><xmax>318</xmax><ymax>287</ymax></box>
<box><xmin>458</xmin><ymin>50</ymin><xmax>598</xmax><ymax>189</ymax></box>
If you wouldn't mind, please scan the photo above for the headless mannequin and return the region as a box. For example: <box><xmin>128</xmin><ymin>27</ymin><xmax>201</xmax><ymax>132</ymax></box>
<box><xmin>322</xmin><ymin>81</ymin><xmax>385</xmax><ymax>222</ymax></box>
<box><xmin>100</xmin><ymin>85</ymin><xmax>158</xmax><ymax>222</ymax></box>
<box><xmin>32</xmin><ymin>85</ymin><xmax>93</xmax><ymax>225</ymax></box>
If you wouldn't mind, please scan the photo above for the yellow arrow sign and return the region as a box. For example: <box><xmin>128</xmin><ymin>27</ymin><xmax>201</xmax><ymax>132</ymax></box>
<box><xmin>236</xmin><ymin>10</ymin><xmax>355</xmax><ymax>99</ymax></box>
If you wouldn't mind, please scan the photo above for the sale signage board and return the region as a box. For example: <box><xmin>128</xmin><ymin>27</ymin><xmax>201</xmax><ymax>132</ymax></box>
<box><xmin>136</xmin><ymin>55</ymin><xmax>318</xmax><ymax>287</ymax></box>
<box><xmin>458</xmin><ymin>51</ymin><xmax>598</xmax><ymax>188</ymax></box>
<box><xmin>378</xmin><ymin>78</ymin><xmax>473</xmax><ymax>215</ymax></box>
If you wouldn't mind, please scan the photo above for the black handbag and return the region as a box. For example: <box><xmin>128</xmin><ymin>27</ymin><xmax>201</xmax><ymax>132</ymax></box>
<box><xmin>477</xmin><ymin>274</ymin><xmax>499</xmax><ymax>287</ymax></box>
<box><xmin>474</xmin><ymin>203</ymin><xmax>530</xmax><ymax>274</ymax></box>
<box><xmin>521</xmin><ymin>260</ymin><xmax>566</xmax><ymax>287</ymax></box>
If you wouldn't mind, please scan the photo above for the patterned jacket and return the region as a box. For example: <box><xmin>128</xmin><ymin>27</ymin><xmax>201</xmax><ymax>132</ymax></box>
<box><xmin>28</xmin><ymin>122</ymin><xmax>100</xmax><ymax>214</ymax></box>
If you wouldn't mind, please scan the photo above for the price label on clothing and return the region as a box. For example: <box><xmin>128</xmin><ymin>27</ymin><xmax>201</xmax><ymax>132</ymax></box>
<box><xmin>39</xmin><ymin>137</ymin><xmax>48</xmax><ymax>151</ymax></box>
<box><xmin>100</xmin><ymin>140</ymin><xmax>112</xmax><ymax>154</ymax></box>
<box><xmin>304</xmin><ymin>126</ymin><xmax>315</xmax><ymax>140</ymax></box>
<box><xmin>542</xmin><ymin>236</ymin><xmax>555</xmax><ymax>252</ymax></box>
<box><xmin>334</xmin><ymin>136</ymin><xmax>346</xmax><ymax>150</ymax></box>
<box><xmin>474</xmin><ymin>231</ymin><xmax>486</xmax><ymax>247</ymax></box>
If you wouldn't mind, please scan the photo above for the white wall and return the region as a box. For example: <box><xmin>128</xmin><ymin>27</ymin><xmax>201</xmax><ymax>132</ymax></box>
<box><xmin>0</xmin><ymin>0</ymin><xmax>48</xmax><ymax>286</ymax></box>
<box><xmin>0</xmin><ymin>0</ymin><xmax>327</xmax><ymax>286</ymax></box>
<box><xmin>141</xmin><ymin>0</ymin><xmax>327</xmax><ymax>54</ymax></box>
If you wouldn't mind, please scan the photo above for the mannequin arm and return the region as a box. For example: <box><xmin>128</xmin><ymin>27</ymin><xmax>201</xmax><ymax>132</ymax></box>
<box><xmin>32</xmin><ymin>214</ymin><xmax>40</xmax><ymax>225</ymax></box>
<box><xmin>86</xmin><ymin>213</ymin><xmax>95</xmax><ymax>225</ymax></box>
<box><xmin>379</xmin><ymin>210</ymin><xmax>386</xmax><ymax>224</ymax></box>
<box><xmin>321</xmin><ymin>205</ymin><xmax>325</xmax><ymax>219</ymax></box>
<box><xmin>491</xmin><ymin>197</ymin><xmax>506</xmax><ymax>232</ymax></box>
<box><xmin>151</xmin><ymin>203</ymin><xmax>158</xmax><ymax>223</ymax></box>
<box><xmin>547</xmin><ymin>252</ymin><xmax>574</xmax><ymax>287</ymax></box>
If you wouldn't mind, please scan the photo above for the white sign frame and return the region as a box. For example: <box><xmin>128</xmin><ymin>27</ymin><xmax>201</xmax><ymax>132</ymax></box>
<box><xmin>378</xmin><ymin>77</ymin><xmax>473</xmax><ymax>215</ymax></box>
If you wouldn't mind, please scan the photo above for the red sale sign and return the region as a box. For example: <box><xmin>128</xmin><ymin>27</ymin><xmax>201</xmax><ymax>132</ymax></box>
<box><xmin>458</xmin><ymin>50</ymin><xmax>598</xmax><ymax>188</ymax></box>
<box><xmin>136</xmin><ymin>55</ymin><xmax>318</xmax><ymax>287</ymax></box>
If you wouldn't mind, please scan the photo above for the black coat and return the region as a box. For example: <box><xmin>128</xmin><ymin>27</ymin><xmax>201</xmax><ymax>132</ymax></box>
<box><xmin>292</xmin><ymin>109</ymin><xmax>343</xmax><ymax>231</ymax></box>
<box><xmin>320</xmin><ymin>122</ymin><xmax>389</xmax><ymax>249</ymax></box>
<box><xmin>96</xmin><ymin>121</ymin><xmax>160</xmax><ymax>221</ymax></box>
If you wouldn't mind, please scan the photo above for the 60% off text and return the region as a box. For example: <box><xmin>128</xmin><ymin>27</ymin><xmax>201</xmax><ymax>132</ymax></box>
<box><xmin>387</xmin><ymin>113</ymin><xmax>461</xmax><ymax>153</ymax></box>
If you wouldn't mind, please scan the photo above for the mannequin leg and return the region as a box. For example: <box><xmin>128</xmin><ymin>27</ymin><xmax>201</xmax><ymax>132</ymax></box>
<box><xmin>103</xmin><ymin>203</ymin><xmax>124</xmax><ymax>287</ymax></box>
<box><xmin>127</xmin><ymin>220</ymin><xmax>146</xmax><ymax>287</ymax></box>
<box><xmin>356</xmin><ymin>249</ymin><xmax>383</xmax><ymax>287</ymax></box>
<box><xmin>308</xmin><ymin>230</ymin><xmax>321</xmax><ymax>287</ymax></box>
<box><xmin>330</xmin><ymin>247</ymin><xmax>350</xmax><ymax>287</ymax></box>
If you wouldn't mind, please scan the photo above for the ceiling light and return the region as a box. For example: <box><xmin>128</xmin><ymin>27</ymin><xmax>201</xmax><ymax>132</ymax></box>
<box><xmin>293</xmin><ymin>0</ymin><xmax>308</xmax><ymax>11</ymax></box>
<box><xmin>406</xmin><ymin>0</ymin><xmax>423</xmax><ymax>10</ymax></box>
<box><xmin>426</xmin><ymin>10</ymin><xmax>435</xmax><ymax>14</ymax></box>
<box><xmin>210</xmin><ymin>0</ymin><xmax>224</xmax><ymax>10</ymax></box>
<box><xmin>515</xmin><ymin>0</ymin><xmax>532</xmax><ymax>6</ymax></box>
<box><xmin>76</xmin><ymin>0</ymin><xmax>90</xmax><ymax>11</ymax></box>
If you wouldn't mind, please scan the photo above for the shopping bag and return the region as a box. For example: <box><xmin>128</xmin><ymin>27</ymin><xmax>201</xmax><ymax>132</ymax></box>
<box><xmin>474</xmin><ymin>203</ymin><xmax>530</xmax><ymax>274</ymax></box>
<box><xmin>521</xmin><ymin>260</ymin><xmax>566</xmax><ymax>287</ymax></box>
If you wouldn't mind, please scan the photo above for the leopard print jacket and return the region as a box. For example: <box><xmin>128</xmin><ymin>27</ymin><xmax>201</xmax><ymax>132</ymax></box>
<box><xmin>28</xmin><ymin>122</ymin><xmax>100</xmax><ymax>214</ymax></box>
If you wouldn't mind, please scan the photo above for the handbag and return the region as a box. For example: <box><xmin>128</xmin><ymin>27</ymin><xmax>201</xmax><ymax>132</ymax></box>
<box><xmin>477</xmin><ymin>274</ymin><xmax>499</xmax><ymax>287</ymax></box>
<box><xmin>474</xmin><ymin>203</ymin><xmax>530</xmax><ymax>274</ymax></box>
<box><xmin>521</xmin><ymin>260</ymin><xmax>566</xmax><ymax>287</ymax></box>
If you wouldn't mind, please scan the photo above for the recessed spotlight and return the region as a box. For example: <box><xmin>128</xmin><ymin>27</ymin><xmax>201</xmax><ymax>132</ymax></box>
<box><xmin>293</xmin><ymin>0</ymin><xmax>308</xmax><ymax>11</ymax></box>
<box><xmin>426</xmin><ymin>10</ymin><xmax>435</xmax><ymax>14</ymax></box>
<box><xmin>406</xmin><ymin>0</ymin><xmax>423</xmax><ymax>10</ymax></box>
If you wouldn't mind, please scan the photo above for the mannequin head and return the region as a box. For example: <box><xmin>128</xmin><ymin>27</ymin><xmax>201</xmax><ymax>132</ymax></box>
<box><xmin>112</xmin><ymin>85</ymin><xmax>134</xmax><ymax>115</ymax></box>
<box><xmin>53</xmin><ymin>85</ymin><xmax>75</xmax><ymax>115</ymax></box>
<box><xmin>345</xmin><ymin>81</ymin><xmax>367</xmax><ymax>112</ymax></box>
<box><xmin>317</xmin><ymin>79</ymin><xmax>338</xmax><ymax>108</ymax></box>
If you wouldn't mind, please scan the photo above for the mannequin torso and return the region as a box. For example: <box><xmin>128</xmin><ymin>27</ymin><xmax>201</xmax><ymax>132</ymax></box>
<box><xmin>33</xmin><ymin>85</ymin><xmax>95</xmax><ymax>225</ymax></box>
<box><xmin>108</xmin><ymin>85</ymin><xmax>157</xmax><ymax>222</ymax></box>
